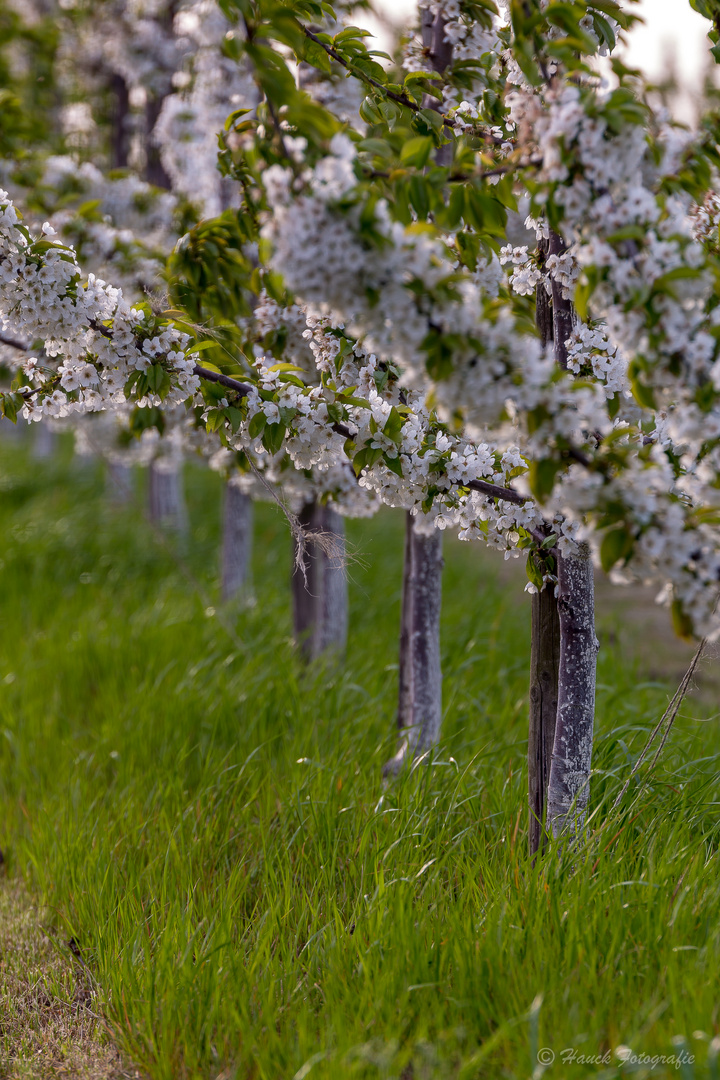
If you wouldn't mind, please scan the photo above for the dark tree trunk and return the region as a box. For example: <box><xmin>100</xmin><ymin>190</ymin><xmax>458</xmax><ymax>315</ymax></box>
<box><xmin>291</xmin><ymin>502</ymin><xmax>317</xmax><ymax>652</ymax></box>
<box><xmin>528</xmin><ymin>234</ymin><xmax>561</xmax><ymax>856</ymax></box>
<box><xmin>527</xmin><ymin>227</ymin><xmax>597</xmax><ymax>853</ymax></box>
<box><xmin>535</xmin><ymin>236</ymin><xmax>553</xmax><ymax>349</ymax></box>
<box><xmin>421</xmin><ymin>10</ymin><xmax>453</xmax><ymax>167</ymax></box>
<box><xmin>144</xmin><ymin>95</ymin><xmax>172</xmax><ymax>189</ymax></box>
<box><xmin>110</xmin><ymin>73</ymin><xmax>130</xmax><ymax>170</ymax></box>
<box><xmin>385</xmin><ymin>513</ymin><xmax>443</xmax><ymax>774</ymax></box>
<box><xmin>420</xmin><ymin>9</ymin><xmax>453</xmax><ymax>76</ymax></box>
<box><xmin>547</xmin><ymin>543</ymin><xmax>598</xmax><ymax>840</ymax></box>
<box><xmin>548</xmin><ymin>231</ymin><xmax>573</xmax><ymax>371</ymax></box>
<box><xmin>528</xmin><ymin>585</ymin><xmax>560</xmax><ymax>856</ymax></box>
<box><xmin>315</xmin><ymin>505</ymin><xmax>348</xmax><ymax>655</ymax></box>
<box><xmin>291</xmin><ymin>500</ymin><xmax>348</xmax><ymax>661</ymax></box>
<box><xmin>221</xmin><ymin>482</ymin><xmax>253</xmax><ymax>602</ymax></box>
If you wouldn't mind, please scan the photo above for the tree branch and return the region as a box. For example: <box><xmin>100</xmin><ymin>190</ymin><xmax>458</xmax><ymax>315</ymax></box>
<box><xmin>0</xmin><ymin>332</ymin><xmax>31</xmax><ymax>352</ymax></box>
<box><xmin>300</xmin><ymin>24</ymin><xmax>502</xmax><ymax>145</ymax></box>
<box><xmin>0</xmin><ymin>346</ymin><xmax>531</xmax><ymax>509</ymax></box>
<box><xmin>466</xmin><ymin>477</ymin><xmax>527</xmax><ymax>505</ymax></box>
<box><xmin>193</xmin><ymin>364</ymin><xmax>253</xmax><ymax>397</ymax></box>
<box><xmin>193</xmin><ymin>365</ymin><xmax>354</xmax><ymax>439</ymax></box>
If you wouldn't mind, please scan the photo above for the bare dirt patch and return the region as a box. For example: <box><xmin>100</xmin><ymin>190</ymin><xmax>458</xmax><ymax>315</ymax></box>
<box><xmin>0</xmin><ymin>877</ymin><xmax>141</xmax><ymax>1080</ymax></box>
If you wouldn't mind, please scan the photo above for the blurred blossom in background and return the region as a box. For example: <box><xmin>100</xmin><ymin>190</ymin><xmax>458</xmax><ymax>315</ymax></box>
<box><xmin>371</xmin><ymin>0</ymin><xmax>712</xmax><ymax>123</ymax></box>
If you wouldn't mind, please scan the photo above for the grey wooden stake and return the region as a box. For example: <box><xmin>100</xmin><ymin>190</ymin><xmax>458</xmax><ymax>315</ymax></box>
<box><xmin>546</xmin><ymin>542</ymin><xmax>599</xmax><ymax>840</ymax></box>
<box><xmin>528</xmin><ymin>584</ymin><xmax>560</xmax><ymax>856</ymax></box>
<box><xmin>385</xmin><ymin>513</ymin><xmax>443</xmax><ymax>774</ymax></box>
<box><xmin>148</xmin><ymin>461</ymin><xmax>187</xmax><ymax>534</ymax></box>
<box><xmin>106</xmin><ymin>460</ymin><xmax>133</xmax><ymax>503</ymax></box>
<box><xmin>221</xmin><ymin>481</ymin><xmax>253</xmax><ymax>602</ymax></box>
<box><xmin>291</xmin><ymin>500</ymin><xmax>348</xmax><ymax>661</ymax></box>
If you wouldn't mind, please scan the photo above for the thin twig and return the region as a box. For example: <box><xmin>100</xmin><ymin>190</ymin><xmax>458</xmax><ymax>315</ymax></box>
<box><xmin>608</xmin><ymin>638</ymin><xmax>706</xmax><ymax>814</ymax></box>
<box><xmin>361</xmin><ymin>156</ymin><xmax>542</xmax><ymax>182</ymax></box>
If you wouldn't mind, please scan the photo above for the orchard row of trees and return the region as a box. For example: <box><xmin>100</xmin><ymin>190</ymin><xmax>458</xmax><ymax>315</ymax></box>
<box><xmin>2</xmin><ymin>0</ymin><xmax>720</xmax><ymax>851</ymax></box>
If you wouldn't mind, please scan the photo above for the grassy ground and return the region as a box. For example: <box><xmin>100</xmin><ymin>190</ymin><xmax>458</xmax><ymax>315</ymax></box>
<box><xmin>0</xmin><ymin>429</ymin><xmax>719</xmax><ymax>1080</ymax></box>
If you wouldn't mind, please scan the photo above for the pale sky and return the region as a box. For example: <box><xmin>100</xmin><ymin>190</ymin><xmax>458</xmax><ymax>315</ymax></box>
<box><xmin>372</xmin><ymin>0</ymin><xmax>713</xmax><ymax>120</ymax></box>
<box><xmin>622</xmin><ymin>0</ymin><xmax>709</xmax><ymax>83</ymax></box>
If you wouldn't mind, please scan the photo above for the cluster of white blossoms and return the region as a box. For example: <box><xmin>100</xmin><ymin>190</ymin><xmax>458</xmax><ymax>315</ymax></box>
<box><xmin>208</xmin><ymin>442</ymin><xmax>379</xmax><ymax>521</ymax></box>
<box><xmin>500</xmin><ymin>240</ymin><xmax>579</xmax><ymax>301</ymax></box>
<box><xmin>0</xmin><ymin>155</ymin><xmax>179</xmax><ymax>299</ymax></box>
<box><xmin>402</xmin><ymin>0</ymin><xmax>503</xmax><ymax>77</ymax></box>
<box><xmin>154</xmin><ymin>3</ymin><xmax>260</xmax><ymax>215</ymax></box>
<box><xmin>690</xmin><ymin>190</ymin><xmax>720</xmax><ymax>251</ymax></box>
<box><xmin>564</xmin><ymin>325</ymin><xmax>628</xmax><ymax>398</ymax></box>
<box><xmin>0</xmin><ymin>189</ymin><xmax>197</xmax><ymax>422</ymax></box>
<box><xmin>254</xmin><ymin>28</ymin><xmax>720</xmax><ymax>635</ymax></box>
<box><xmin>1</xmin><ymin>0</ymin><xmax>263</xmax><ymax>478</ymax></box>
<box><xmin>499</xmin><ymin>244</ymin><xmax>543</xmax><ymax>296</ymax></box>
<box><xmin>3</xmin><ymin>131</ymin><xmax>720</xmax><ymax>635</ymax></box>
<box><xmin>6</xmin><ymin>0</ymin><xmax>720</xmax><ymax>637</ymax></box>
<box><xmin>0</xmin><ymin>186</ymin><xmax>521</xmax><ymax>544</ymax></box>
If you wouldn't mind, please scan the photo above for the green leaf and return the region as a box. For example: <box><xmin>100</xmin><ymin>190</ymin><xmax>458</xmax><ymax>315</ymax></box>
<box><xmin>0</xmin><ymin>393</ymin><xmax>19</xmax><ymax>423</ymax></box>
<box><xmin>600</xmin><ymin>525</ymin><xmax>632</xmax><ymax>573</ymax></box>
<box><xmin>358</xmin><ymin>137</ymin><xmax>393</xmax><ymax>159</ymax></box>
<box><xmin>400</xmin><ymin>136</ymin><xmax>433</xmax><ymax>168</ymax></box>
<box><xmin>191</xmin><ymin>341</ymin><xmax>222</xmax><ymax>355</ymax></box>
<box><xmin>146</xmin><ymin>364</ymin><xmax>169</xmax><ymax>395</ymax></box>
<box><xmin>630</xmin><ymin>376</ymin><xmax>657</xmax><ymax>410</ymax></box>
<box><xmin>262</xmin><ymin>421</ymin><xmax>287</xmax><ymax>456</ymax></box>
<box><xmin>352</xmin><ymin>445</ymin><xmax>384</xmax><ymax>475</ymax></box>
<box><xmin>338</xmin><ymin>394</ymin><xmax>372</xmax><ymax>409</ymax></box>
<box><xmin>592</xmin><ymin>11</ymin><xmax>616</xmax><ymax>51</ymax></box>
<box><xmin>404</xmin><ymin>70</ymin><xmax>443</xmax><ymax>84</ymax></box>
<box><xmin>408</xmin><ymin>175</ymin><xmax>430</xmax><ymax>220</ymax></box>
<box><xmin>302</xmin><ymin>38</ymin><xmax>332</xmax><ymax>73</ymax></box>
<box><xmin>671</xmin><ymin>598</ymin><xmax>694</xmax><ymax>641</ymax></box>
<box><xmin>383</xmin><ymin>452</ymin><xmax>403</xmax><ymax>477</ymax></box>
<box><xmin>382</xmin><ymin>406</ymin><xmax>406</xmax><ymax>445</ymax></box>
<box><xmin>226</xmin><ymin>406</ymin><xmax>243</xmax><ymax>434</ymax></box>
<box><xmin>248</xmin><ymin>412</ymin><xmax>266</xmax><ymax>439</ymax></box>
<box><xmin>526</xmin><ymin>553</ymin><xmax>544</xmax><ymax>591</ymax></box>
<box><xmin>224</xmin><ymin>107</ymin><xmax>251</xmax><ymax>131</ymax></box>
<box><xmin>359</xmin><ymin>97</ymin><xmax>383</xmax><ymax>125</ymax></box>
<box><xmin>574</xmin><ymin>279</ymin><xmax>591</xmax><ymax>322</ymax></box>
<box><xmin>206</xmin><ymin>408</ymin><xmax>226</xmax><ymax>433</ymax></box>
<box><xmin>528</xmin><ymin>458</ymin><xmax>560</xmax><ymax>502</ymax></box>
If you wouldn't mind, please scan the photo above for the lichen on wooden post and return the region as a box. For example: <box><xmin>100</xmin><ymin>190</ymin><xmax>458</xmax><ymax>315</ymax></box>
<box><xmin>547</xmin><ymin>542</ymin><xmax>599</xmax><ymax>840</ymax></box>
<box><xmin>385</xmin><ymin>513</ymin><xmax>443</xmax><ymax>774</ymax></box>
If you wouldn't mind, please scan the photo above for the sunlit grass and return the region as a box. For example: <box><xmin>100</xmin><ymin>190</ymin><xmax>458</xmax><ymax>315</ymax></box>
<box><xmin>0</xmin><ymin>430</ymin><xmax>719</xmax><ymax>1080</ymax></box>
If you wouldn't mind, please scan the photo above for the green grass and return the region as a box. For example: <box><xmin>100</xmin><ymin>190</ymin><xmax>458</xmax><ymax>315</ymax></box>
<box><xmin>1</xmin><ymin>431</ymin><xmax>719</xmax><ymax>1080</ymax></box>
